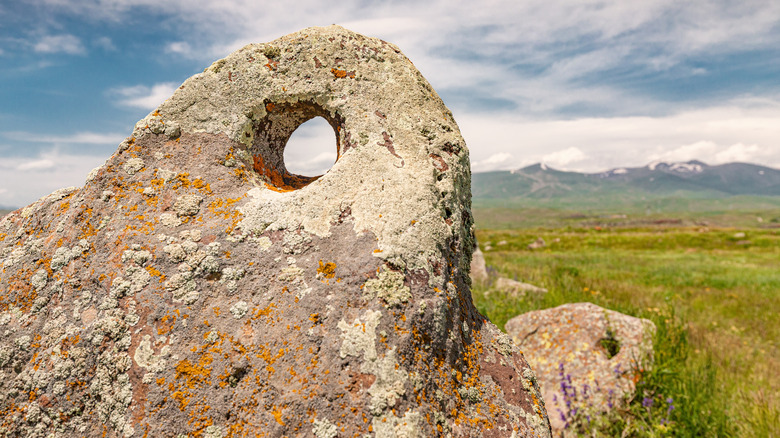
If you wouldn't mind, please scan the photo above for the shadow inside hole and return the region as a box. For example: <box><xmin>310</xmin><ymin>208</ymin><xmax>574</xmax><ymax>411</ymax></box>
<box><xmin>600</xmin><ymin>327</ymin><xmax>621</xmax><ymax>359</ymax></box>
<box><xmin>283</xmin><ymin>117</ymin><xmax>337</xmax><ymax>177</ymax></box>
<box><xmin>251</xmin><ymin>100</ymin><xmax>343</xmax><ymax>191</ymax></box>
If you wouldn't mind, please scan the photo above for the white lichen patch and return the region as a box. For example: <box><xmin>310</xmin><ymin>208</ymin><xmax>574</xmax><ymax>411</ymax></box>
<box><xmin>493</xmin><ymin>331</ymin><xmax>514</xmax><ymax>357</ymax></box>
<box><xmin>30</xmin><ymin>269</ymin><xmax>48</xmax><ymax>291</ymax></box>
<box><xmin>220</xmin><ymin>267</ymin><xmax>245</xmax><ymax>294</ymax></box>
<box><xmin>278</xmin><ymin>266</ymin><xmax>304</xmax><ymax>284</ymax></box>
<box><xmin>366</xmin><ymin>348</ymin><xmax>408</xmax><ymax>415</ymax></box>
<box><xmin>252</xmin><ymin>235</ymin><xmax>272</xmax><ymax>250</ymax></box>
<box><xmin>133</xmin><ymin>334</ymin><xmax>170</xmax><ymax>373</ymax></box>
<box><xmin>203</xmin><ymin>425</ymin><xmax>225</xmax><ymax>438</ymax></box>
<box><xmin>372</xmin><ymin>409</ymin><xmax>421</xmax><ymax>438</ymax></box>
<box><xmin>165</xmin><ymin>272</ymin><xmax>199</xmax><ymax>304</ymax></box>
<box><xmin>174</xmin><ymin>194</ymin><xmax>204</xmax><ymax>217</ymax></box>
<box><xmin>312</xmin><ymin>418</ymin><xmax>338</xmax><ymax>438</ymax></box>
<box><xmin>123</xmin><ymin>157</ymin><xmax>145</xmax><ymax>175</ymax></box>
<box><xmin>337</xmin><ymin>310</ymin><xmax>381</xmax><ymax>361</ymax></box>
<box><xmin>156</xmin><ymin>168</ymin><xmax>177</xmax><ymax>182</ymax></box>
<box><xmin>229</xmin><ymin>301</ymin><xmax>249</xmax><ymax>319</ymax></box>
<box><xmin>180</xmin><ymin>229</ymin><xmax>202</xmax><ymax>242</ymax></box>
<box><xmin>160</xmin><ymin>213</ymin><xmax>183</xmax><ymax>227</ymax></box>
<box><xmin>163</xmin><ymin>243</ymin><xmax>187</xmax><ymax>262</ymax></box>
<box><xmin>363</xmin><ymin>269</ymin><xmax>411</xmax><ymax>307</ymax></box>
<box><xmin>51</xmin><ymin>239</ymin><xmax>89</xmax><ymax>271</ymax></box>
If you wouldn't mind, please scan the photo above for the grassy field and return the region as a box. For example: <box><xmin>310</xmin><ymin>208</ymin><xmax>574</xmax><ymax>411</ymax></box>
<box><xmin>472</xmin><ymin>212</ymin><xmax>779</xmax><ymax>436</ymax></box>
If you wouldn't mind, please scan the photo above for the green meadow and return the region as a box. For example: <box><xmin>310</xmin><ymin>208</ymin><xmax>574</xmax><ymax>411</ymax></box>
<box><xmin>472</xmin><ymin>208</ymin><xmax>779</xmax><ymax>437</ymax></box>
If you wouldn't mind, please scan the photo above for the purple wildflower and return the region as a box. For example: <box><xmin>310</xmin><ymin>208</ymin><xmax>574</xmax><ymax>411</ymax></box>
<box><xmin>642</xmin><ymin>397</ymin><xmax>654</xmax><ymax>408</ymax></box>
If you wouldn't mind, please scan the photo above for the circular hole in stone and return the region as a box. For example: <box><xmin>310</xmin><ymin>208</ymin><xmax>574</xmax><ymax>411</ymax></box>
<box><xmin>283</xmin><ymin>116</ymin><xmax>338</xmax><ymax>178</ymax></box>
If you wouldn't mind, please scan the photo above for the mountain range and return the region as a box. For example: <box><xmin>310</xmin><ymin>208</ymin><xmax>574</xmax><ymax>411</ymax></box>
<box><xmin>2</xmin><ymin>160</ymin><xmax>779</xmax><ymax>216</ymax></box>
<box><xmin>472</xmin><ymin>160</ymin><xmax>780</xmax><ymax>210</ymax></box>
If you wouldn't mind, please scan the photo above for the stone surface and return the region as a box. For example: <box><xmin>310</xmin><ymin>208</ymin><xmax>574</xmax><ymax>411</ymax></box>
<box><xmin>505</xmin><ymin>303</ymin><xmax>655</xmax><ymax>434</ymax></box>
<box><xmin>470</xmin><ymin>247</ymin><xmax>488</xmax><ymax>285</ymax></box>
<box><xmin>492</xmin><ymin>278</ymin><xmax>547</xmax><ymax>297</ymax></box>
<box><xmin>0</xmin><ymin>26</ymin><xmax>551</xmax><ymax>437</ymax></box>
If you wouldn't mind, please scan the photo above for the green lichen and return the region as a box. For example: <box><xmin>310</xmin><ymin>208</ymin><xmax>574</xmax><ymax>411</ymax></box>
<box><xmin>363</xmin><ymin>269</ymin><xmax>411</xmax><ymax>307</ymax></box>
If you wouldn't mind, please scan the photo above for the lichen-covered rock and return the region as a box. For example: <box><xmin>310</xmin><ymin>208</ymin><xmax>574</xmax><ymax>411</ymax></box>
<box><xmin>505</xmin><ymin>303</ymin><xmax>655</xmax><ymax>434</ymax></box>
<box><xmin>0</xmin><ymin>26</ymin><xmax>550</xmax><ymax>437</ymax></box>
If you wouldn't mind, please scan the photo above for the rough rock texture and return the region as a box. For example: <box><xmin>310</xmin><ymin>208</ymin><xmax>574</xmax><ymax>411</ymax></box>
<box><xmin>505</xmin><ymin>303</ymin><xmax>655</xmax><ymax>434</ymax></box>
<box><xmin>0</xmin><ymin>26</ymin><xmax>551</xmax><ymax>437</ymax></box>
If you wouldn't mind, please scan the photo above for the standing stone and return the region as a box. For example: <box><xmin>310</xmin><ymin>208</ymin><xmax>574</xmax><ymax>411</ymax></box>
<box><xmin>0</xmin><ymin>26</ymin><xmax>551</xmax><ymax>437</ymax></box>
<box><xmin>505</xmin><ymin>303</ymin><xmax>655</xmax><ymax>434</ymax></box>
<box><xmin>470</xmin><ymin>246</ymin><xmax>489</xmax><ymax>284</ymax></box>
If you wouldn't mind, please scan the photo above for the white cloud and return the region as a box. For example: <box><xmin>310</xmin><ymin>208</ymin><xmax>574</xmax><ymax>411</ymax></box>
<box><xmin>165</xmin><ymin>41</ymin><xmax>192</xmax><ymax>56</ymax></box>
<box><xmin>714</xmin><ymin>143</ymin><xmax>765</xmax><ymax>163</ymax></box>
<box><xmin>0</xmin><ymin>151</ymin><xmax>108</xmax><ymax>208</ymax></box>
<box><xmin>16</xmin><ymin>159</ymin><xmax>55</xmax><ymax>171</ymax></box>
<box><xmin>4</xmin><ymin>131</ymin><xmax>125</xmax><ymax>145</ymax></box>
<box><xmin>34</xmin><ymin>34</ymin><xmax>85</xmax><ymax>54</ymax></box>
<box><xmin>649</xmin><ymin>141</ymin><xmax>775</xmax><ymax>167</ymax></box>
<box><xmin>94</xmin><ymin>36</ymin><xmax>116</xmax><ymax>51</ymax></box>
<box><xmin>286</xmin><ymin>151</ymin><xmax>337</xmax><ymax>176</ymax></box>
<box><xmin>111</xmin><ymin>82</ymin><xmax>179</xmax><ymax>110</ymax></box>
<box><xmin>283</xmin><ymin>117</ymin><xmax>337</xmax><ymax>175</ymax></box>
<box><xmin>459</xmin><ymin>99</ymin><xmax>780</xmax><ymax>172</ymax></box>
<box><xmin>648</xmin><ymin>141</ymin><xmax>719</xmax><ymax>163</ymax></box>
<box><xmin>22</xmin><ymin>0</ymin><xmax>780</xmax><ymax>121</ymax></box>
<box><xmin>542</xmin><ymin>147</ymin><xmax>587</xmax><ymax>167</ymax></box>
<box><xmin>471</xmin><ymin>153</ymin><xmax>515</xmax><ymax>172</ymax></box>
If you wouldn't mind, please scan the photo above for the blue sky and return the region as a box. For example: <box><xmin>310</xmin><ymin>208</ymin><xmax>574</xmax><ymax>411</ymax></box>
<box><xmin>2</xmin><ymin>0</ymin><xmax>780</xmax><ymax>207</ymax></box>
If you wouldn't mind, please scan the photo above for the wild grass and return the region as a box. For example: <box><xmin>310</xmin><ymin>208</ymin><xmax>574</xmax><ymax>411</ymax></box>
<box><xmin>472</xmin><ymin>224</ymin><xmax>779</xmax><ymax>437</ymax></box>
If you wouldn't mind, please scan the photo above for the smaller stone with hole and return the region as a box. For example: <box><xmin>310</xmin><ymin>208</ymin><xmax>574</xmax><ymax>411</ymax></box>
<box><xmin>505</xmin><ymin>302</ymin><xmax>655</xmax><ymax>433</ymax></box>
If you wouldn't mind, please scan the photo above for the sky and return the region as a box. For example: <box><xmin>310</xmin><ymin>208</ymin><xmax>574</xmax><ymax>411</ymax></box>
<box><xmin>1</xmin><ymin>0</ymin><xmax>780</xmax><ymax>208</ymax></box>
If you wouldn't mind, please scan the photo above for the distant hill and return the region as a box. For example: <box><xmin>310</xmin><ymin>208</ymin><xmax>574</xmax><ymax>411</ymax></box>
<box><xmin>472</xmin><ymin>160</ymin><xmax>780</xmax><ymax>211</ymax></box>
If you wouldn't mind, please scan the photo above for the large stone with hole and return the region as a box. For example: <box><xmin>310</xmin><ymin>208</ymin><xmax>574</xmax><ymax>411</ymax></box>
<box><xmin>0</xmin><ymin>26</ymin><xmax>551</xmax><ymax>437</ymax></box>
<box><xmin>505</xmin><ymin>303</ymin><xmax>655</xmax><ymax>434</ymax></box>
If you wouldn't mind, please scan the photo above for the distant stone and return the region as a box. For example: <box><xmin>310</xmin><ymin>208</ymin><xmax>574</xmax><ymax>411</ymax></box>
<box><xmin>492</xmin><ymin>277</ymin><xmax>547</xmax><ymax>297</ymax></box>
<box><xmin>733</xmin><ymin>232</ymin><xmax>746</xmax><ymax>238</ymax></box>
<box><xmin>470</xmin><ymin>246</ymin><xmax>489</xmax><ymax>284</ymax></box>
<box><xmin>527</xmin><ymin>237</ymin><xmax>546</xmax><ymax>250</ymax></box>
<box><xmin>0</xmin><ymin>26</ymin><xmax>550</xmax><ymax>437</ymax></box>
<box><xmin>505</xmin><ymin>303</ymin><xmax>655</xmax><ymax>434</ymax></box>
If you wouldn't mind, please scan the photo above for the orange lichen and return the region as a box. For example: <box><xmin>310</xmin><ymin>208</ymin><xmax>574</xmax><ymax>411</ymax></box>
<box><xmin>157</xmin><ymin>313</ymin><xmax>177</xmax><ymax>335</ymax></box>
<box><xmin>145</xmin><ymin>266</ymin><xmax>165</xmax><ymax>282</ymax></box>
<box><xmin>316</xmin><ymin>260</ymin><xmax>336</xmax><ymax>279</ymax></box>
<box><xmin>271</xmin><ymin>405</ymin><xmax>285</xmax><ymax>425</ymax></box>
<box><xmin>252</xmin><ymin>155</ymin><xmax>318</xmax><ymax>192</ymax></box>
<box><xmin>175</xmin><ymin>355</ymin><xmax>213</xmax><ymax>387</ymax></box>
<box><xmin>331</xmin><ymin>68</ymin><xmax>355</xmax><ymax>79</ymax></box>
